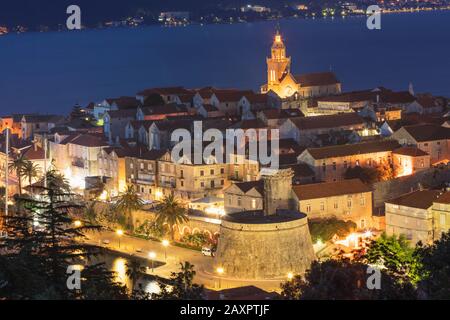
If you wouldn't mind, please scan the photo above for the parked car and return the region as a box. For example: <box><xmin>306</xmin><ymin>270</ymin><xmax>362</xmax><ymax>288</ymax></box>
<box><xmin>201</xmin><ymin>247</ymin><xmax>216</xmax><ymax>257</ymax></box>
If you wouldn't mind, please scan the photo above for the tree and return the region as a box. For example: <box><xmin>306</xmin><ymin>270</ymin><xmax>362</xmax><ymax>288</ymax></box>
<box><xmin>136</xmin><ymin>219</ymin><xmax>166</xmax><ymax>239</ymax></box>
<box><xmin>182</xmin><ymin>232</ymin><xmax>210</xmax><ymax>248</ymax></box>
<box><xmin>308</xmin><ymin>218</ymin><xmax>357</xmax><ymax>243</ymax></box>
<box><xmin>153</xmin><ymin>262</ymin><xmax>204</xmax><ymax>300</ymax></box>
<box><xmin>155</xmin><ymin>194</ymin><xmax>188</xmax><ymax>241</ymax></box>
<box><xmin>281</xmin><ymin>259</ymin><xmax>416</xmax><ymax>300</ymax></box>
<box><xmin>416</xmin><ymin>231</ymin><xmax>450</xmax><ymax>299</ymax></box>
<box><xmin>344</xmin><ymin>166</ymin><xmax>380</xmax><ymax>184</ymax></box>
<box><xmin>113</xmin><ymin>185</ymin><xmax>144</xmax><ymax>230</ymax></box>
<box><xmin>0</xmin><ymin>169</ymin><xmax>128</xmax><ymax>299</ymax></box>
<box><xmin>8</xmin><ymin>152</ymin><xmax>28</xmax><ymax>195</ymax></box>
<box><xmin>22</xmin><ymin>160</ymin><xmax>41</xmax><ymax>189</ymax></box>
<box><xmin>364</xmin><ymin>233</ymin><xmax>422</xmax><ymax>285</ymax></box>
<box><xmin>125</xmin><ymin>259</ymin><xmax>146</xmax><ymax>292</ymax></box>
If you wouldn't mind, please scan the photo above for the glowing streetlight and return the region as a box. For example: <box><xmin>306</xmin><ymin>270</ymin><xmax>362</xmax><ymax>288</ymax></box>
<box><xmin>287</xmin><ymin>272</ymin><xmax>294</xmax><ymax>280</ymax></box>
<box><xmin>216</xmin><ymin>267</ymin><xmax>224</xmax><ymax>289</ymax></box>
<box><xmin>116</xmin><ymin>229</ymin><xmax>123</xmax><ymax>248</ymax></box>
<box><xmin>162</xmin><ymin>239</ymin><xmax>169</xmax><ymax>261</ymax></box>
<box><xmin>149</xmin><ymin>251</ymin><xmax>156</xmax><ymax>272</ymax></box>
<box><xmin>74</xmin><ymin>220</ymin><xmax>82</xmax><ymax>227</ymax></box>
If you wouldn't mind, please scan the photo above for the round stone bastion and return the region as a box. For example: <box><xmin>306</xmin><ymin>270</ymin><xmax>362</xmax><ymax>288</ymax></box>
<box><xmin>213</xmin><ymin>210</ymin><xmax>316</xmax><ymax>280</ymax></box>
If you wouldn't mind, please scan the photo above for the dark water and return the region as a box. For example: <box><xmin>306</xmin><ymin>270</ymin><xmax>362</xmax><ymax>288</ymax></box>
<box><xmin>0</xmin><ymin>11</ymin><xmax>449</xmax><ymax>115</ymax></box>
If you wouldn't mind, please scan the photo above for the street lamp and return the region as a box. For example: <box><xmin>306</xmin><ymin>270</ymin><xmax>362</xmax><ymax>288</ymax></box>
<box><xmin>74</xmin><ymin>220</ymin><xmax>82</xmax><ymax>228</ymax></box>
<box><xmin>149</xmin><ymin>251</ymin><xmax>156</xmax><ymax>272</ymax></box>
<box><xmin>216</xmin><ymin>267</ymin><xmax>224</xmax><ymax>289</ymax></box>
<box><xmin>287</xmin><ymin>272</ymin><xmax>294</xmax><ymax>280</ymax></box>
<box><xmin>162</xmin><ymin>239</ymin><xmax>169</xmax><ymax>262</ymax></box>
<box><xmin>116</xmin><ymin>229</ymin><xmax>123</xmax><ymax>248</ymax></box>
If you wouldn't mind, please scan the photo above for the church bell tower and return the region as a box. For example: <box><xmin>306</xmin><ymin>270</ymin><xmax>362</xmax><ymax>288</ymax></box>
<box><xmin>266</xmin><ymin>30</ymin><xmax>291</xmax><ymax>87</ymax></box>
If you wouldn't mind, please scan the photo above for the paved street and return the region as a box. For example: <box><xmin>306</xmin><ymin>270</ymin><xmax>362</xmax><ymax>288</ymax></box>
<box><xmin>83</xmin><ymin>230</ymin><xmax>284</xmax><ymax>292</ymax></box>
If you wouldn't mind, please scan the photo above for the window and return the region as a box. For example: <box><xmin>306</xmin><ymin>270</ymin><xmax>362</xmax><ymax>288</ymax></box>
<box><xmin>334</xmin><ymin>201</ymin><xmax>338</xmax><ymax>209</ymax></box>
<box><xmin>322</xmin><ymin>162</ymin><xmax>326</xmax><ymax>172</ymax></box>
<box><xmin>148</xmin><ymin>163</ymin><xmax>152</xmax><ymax>171</ymax></box>
<box><xmin>131</xmin><ymin>174</ymin><xmax>134</xmax><ymax>179</ymax></box>
<box><xmin>200</xmin><ymin>182</ymin><xmax>205</xmax><ymax>188</ymax></box>
<box><xmin>360</xmin><ymin>219</ymin><xmax>366</xmax><ymax>229</ymax></box>
<box><xmin>228</xmin><ymin>198</ymin><xmax>232</xmax><ymax>205</ymax></box>
<box><xmin>347</xmin><ymin>197</ymin><xmax>352</xmax><ymax>208</ymax></box>
<box><xmin>356</xmin><ymin>160</ymin><xmax>360</xmax><ymax>166</ymax></box>
<box><xmin>180</xmin><ymin>169</ymin><xmax>184</xmax><ymax>178</ymax></box>
<box><xmin>211</xmin><ymin>180</ymin><xmax>215</xmax><ymax>188</ymax></box>
<box><xmin>210</xmin><ymin>169</ymin><xmax>214</xmax><ymax>175</ymax></box>
<box><xmin>220</xmin><ymin>168</ymin><xmax>225</xmax><ymax>174</ymax></box>
<box><xmin>237</xmin><ymin>197</ymin><xmax>242</xmax><ymax>206</ymax></box>
<box><xmin>440</xmin><ymin>214</ymin><xmax>446</xmax><ymax>226</ymax></box>
<box><xmin>220</xmin><ymin>179</ymin><xmax>224</xmax><ymax>185</ymax></box>
<box><xmin>141</xmin><ymin>187</ymin><xmax>144</xmax><ymax>193</ymax></box>
<box><xmin>320</xmin><ymin>202</ymin><xmax>325</xmax><ymax>211</ymax></box>
<box><xmin>306</xmin><ymin>204</ymin><xmax>311</xmax><ymax>213</ymax></box>
<box><xmin>251</xmin><ymin>199</ymin><xmax>256</xmax><ymax>209</ymax></box>
<box><xmin>200</xmin><ymin>170</ymin><xmax>204</xmax><ymax>176</ymax></box>
<box><xmin>140</xmin><ymin>163</ymin><xmax>144</xmax><ymax>170</ymax></box>
<box><xmin>360</xmin><ymin>196</ymin><xmax>366</xmax><ymax>206</ymax></box>
<box><xmin>130</xmin><ymin>163</ymin><xmax>134</xmax><ymax>169</ymax></box>
<box><xmin>180</xmin><ymin>180</ymin><xmax>184</xmax><ymax>187</ymax></box>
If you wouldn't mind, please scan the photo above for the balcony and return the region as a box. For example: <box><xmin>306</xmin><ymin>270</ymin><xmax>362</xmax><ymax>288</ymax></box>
<box><xmin>136</xmin><ymin>173</ymin><xmax>155</xmax><ymax>185</ymax></box>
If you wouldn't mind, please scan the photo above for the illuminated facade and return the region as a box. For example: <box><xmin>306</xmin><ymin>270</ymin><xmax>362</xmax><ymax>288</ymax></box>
<box><xmin>261</xmin><ymin>30</ymin><xmax>341</xmax><ymax>99</ymax></box>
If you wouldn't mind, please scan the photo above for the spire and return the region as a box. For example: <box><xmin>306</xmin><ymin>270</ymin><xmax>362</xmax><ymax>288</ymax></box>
<box><xmin>274</xmin><ymin>22</ymin><xmax>282</xmax><ymax>44</ymax></box>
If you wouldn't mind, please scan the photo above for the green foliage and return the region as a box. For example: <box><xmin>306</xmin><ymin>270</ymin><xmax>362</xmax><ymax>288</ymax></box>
<box><xmin>0</xmin><ymin>170</ymin><xmax>129</xmax><ymax>300</ymax></box>
<box><xmin>364</xmin><ymin>233</ymin><xmax>422</xmax><ymax>285</ymax></box>
<box><xmin>344</xmin><ymin>166</ymin><xmax>380</xmax><ymax>184</ymax></box>
<box><xmin>153</xmin><ymin>262</ymin><xmax>204</xmax><ymax>300</ymax></box>
<box><xmin>281</xmin><ymin>259</ymin><xmax>416</xmax><ymax>300</ymax></box>
<box><xmin>135</xmin><ymin>219</ymin><xmax>165</xmax><ymax>239</ymax></box>
<box><xmin>182</xmin><ymin>232</ymin><xmax>210</xmax><ymax>248</ymax></box>
<box><xmin>416</xmin><ymin>231</ymin><xmax>450</xmax><ymax>299</ymax></box>
<box><xmin>155</xmin><ymin>194</ymin><xmax>188</xmax><ymax>240</ymax></box>
<box><xmin>113</xmin><ymin>185</ymin><xmax>144</xmax><ymax>230</ymax></box>
<box><xmin>309</xmin><ymin>218</ymin><xmax>357</xmax><ymax>242</ymax></box>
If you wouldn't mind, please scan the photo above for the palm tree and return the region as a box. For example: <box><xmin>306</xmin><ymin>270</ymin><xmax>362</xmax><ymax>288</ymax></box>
<box><xmin>125</xmin><ymin>260</ymin><xmax>146</xmax><ymax>292</ymax></box>
<box><xmin>8</xmin><ymin>153</ymin><xmax>27</xmax><ymax>195</ymax></box>
<box><xmin>114</xmin><ymin>185</ymin><xmax>144</xmax><ymax>230</ymax></box>
<box><xmin>22</xmin><ymin>160</ymin><xmax>41</xmax><ymax>190</ymax></box>
<box><xmin>155</xmin><ymin>194</ymin><xmax>188</xmax><ymax>241</ymax></box>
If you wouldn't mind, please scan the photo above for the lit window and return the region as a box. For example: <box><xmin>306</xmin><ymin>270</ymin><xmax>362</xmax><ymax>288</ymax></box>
<box><xmin>251</xmin><ymin>199</ymin><xmax>256</xmax><ymax>209</ymax></box>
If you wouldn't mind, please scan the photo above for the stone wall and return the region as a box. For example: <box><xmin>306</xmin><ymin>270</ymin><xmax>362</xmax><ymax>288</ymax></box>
<box><xmin>373</xmin><ymin>166</ymin><xmax>450</xmax><ymax>213</ymax></box>
<box><xmin>214</xmin><ymin>215</ymin><xmax>316</xmax><ymax>280</ymax></box>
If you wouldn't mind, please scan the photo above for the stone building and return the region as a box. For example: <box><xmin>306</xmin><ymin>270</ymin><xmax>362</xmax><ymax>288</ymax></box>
<box><xmin>298</xmin><ymin>140</ymin><xmax>400</xmax><ymax>182</ymax></box>
<box><xmin>292</xmin><ymin>179</ymin><xmax>373</xmax><ymax>229</ymax></box>
<box><xmin>385</xmin><ymin>190</ymin><xmax>449</xmax><ymax>245</ymax></box>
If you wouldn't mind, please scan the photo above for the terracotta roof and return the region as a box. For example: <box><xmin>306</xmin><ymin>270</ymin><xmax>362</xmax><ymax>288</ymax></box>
<box><xmin>22</xmin><ymin>145</ymin><xmax>45</xmax><ymax>160</ymax></box>
<box><xmin>107</xmin><ymin>109</ymin><xmax>137</xmax><ymax>119</ymax></box>
<box><xmin>67</xmin><ymin>134</ymin><xmax>108</xmax><ymax>148</ymax></box>
<box><xmin>232</xmin><ymin>180</ymin><xmax>264</xmax><ymax>195</ymax></box>
<box><xmin>290</xmin><ymin>112</ymin><xmax>364</xmax><ymax>131</ymax></box>
<box><xmin>142</xmin><ymin>104</ymin><xmax>187</xmax><ymax>116</ymax></box>
<box><xmin>213</xmin><ymin>90</ymin><xmax>254</xmax><ymax>102</ymax></box>
<box><xmin>293</xmin><ymin>72</ymin><xmax>340</xmax><ymax>87</ymax></box>
<box><xmin>401</xmin><ymin>124</ymin><xmax>450</xmax><ymax>142</ymax></box>
<box><xmin>434</xmin><ymin>192</ymin><xmax>450</xmax><ymax>205</ymax></box>
<box><xmin>244</xmin><ymin>93</ymin><xmax>268</xmax><ymax>104</ymax></box>
<box><xmin>393</xmin><ymin>146</ymin><xmax>429</xmax><ymax>157</ymax></box>
<box><xmin>305</xmin><ymin>140</ymin><xmax>400</xmax><ymax>160</ymax></box>
<box><xmin>106</xmin><ymin>96</ymin><xmax>141</xmax><ymax>109</ymax></box>
<box><xmin>261</xmin><ymin>108</ymin><xmax>304</xmax><ymax>120</ymax></box>
<box><xmin>293</xmin><ymin>179</ymin><xmax>372</xmax><ymax>201</ymax></box>
<box><xmin>386</xmin><ymin>190</ymin><xmax>444</xmax><ymax>209</ymax></box>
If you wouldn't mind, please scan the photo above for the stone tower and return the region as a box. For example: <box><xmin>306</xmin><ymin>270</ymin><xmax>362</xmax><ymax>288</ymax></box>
<box><xmin>262</xmin><ymin>168</ymin><xmax>294</xmax><ymax>216</ymax></box>
<box><xmin>214</xmin><ymin>168</ymin><xmax>316</xmax><ymax>280</ymax></box>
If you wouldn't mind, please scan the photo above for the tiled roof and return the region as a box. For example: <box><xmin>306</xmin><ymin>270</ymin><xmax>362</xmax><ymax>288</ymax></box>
<box><xmin>290</xmin><ymin>112</ymin><xmax>364</xmax><ymax>131</ymax></box>
<box><xmin>401</xmin><ymin>124</ymin><xmax>450</xmax><ymax>142</ymax></box>
<box><xmin>22</xmin><ymin>145</ymin><xmax>46</xmax><ymax>160</ymax></box>
<box><xmin>434</xmin><ymin>192</ymin><xmax>450</xmax><ymax>205</ymax></box>
<box><xmin>107</xmin><ymin>109</ymin><xmax>137</xmax><ymax>119</ymax></box>
<box><xmin>232</xmin><ymin>180</ymin><xmax>264</xmax><ymax>195</ymax></box>
<box><xmin>293</xmin><ymin>72</ymin><xmax>340</xmax><ymax>87</ymax></box>
<box><xmin>142</xmin><ymin>104</ymin><xmax>187</xmax><ymax>116</ymax></box>
<box><xmin>244</xmin><ymin>93</ymin><xmax>268</xmax><ymax>104</ymax></box>
<box><xmin>106</xmin><ymin>96</ymin><xmax>142</xmax><ymax>109</ymax></box>
<box><xmin>67</xmin><ymin>134</ymin><xmax>108</xmax><ymax>148</ymax></box>
<box><xmin>386</xmin><ymin>190</ymin><xmax>444</xmax><ymax>209</ymax></box>
<box><xmin>393</xmin><ymin>146</ymin><xmax>429</xmax><ymax>157</ymax></box>
<box><xmin>213</xmin><ymin>90</ymin><xmax>254</xmax><ymax>102</ymax></box>
<box><xmin>305</xmin><ymin>140</ymin><xmax>400</xmax><ymax>160</ymax></box>
<box><xmin>293</xmin><ymin>179</ymin><xmax>372</xmax><ymax>201</ymax></box>
<box><xmin>261</xmin><ymin>108</ymin><xmax>304</xmax><ymax>120</ymax></box>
